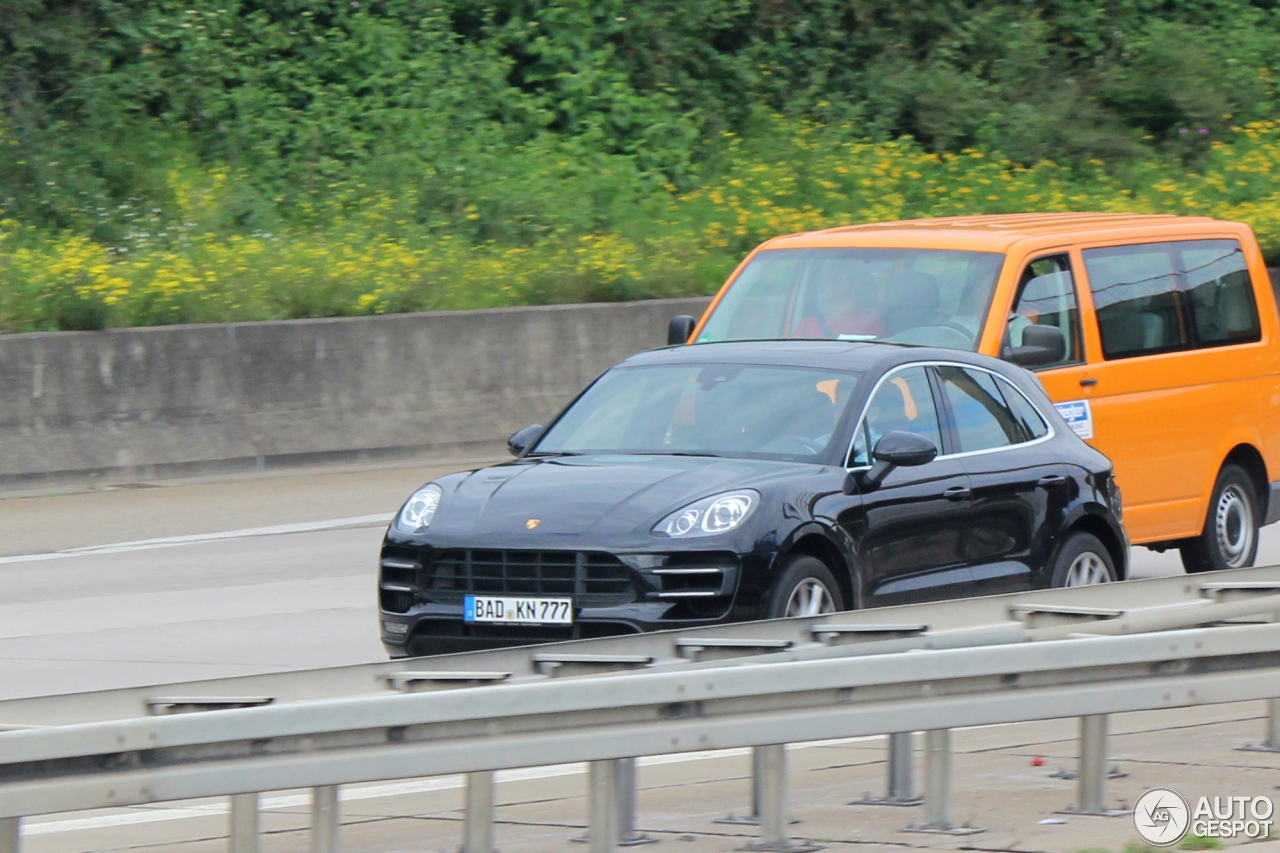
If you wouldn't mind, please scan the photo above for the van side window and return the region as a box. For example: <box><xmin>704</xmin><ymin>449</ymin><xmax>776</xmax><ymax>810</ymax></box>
<box><xmin>935</xmin><ymin>367</ymin><xmax>1022</xmax><ymax>453</ymax></box>
<box><xmin>1083</xmin><ymin>239</ymin><xmax>1261</xmax><ymax>359</ymax></box>
<box><xmin>1177</xmin><ymin>239</ymin><xmax>1260</xmax><ymax>346</ymax></box>
<box><xmin>848</xmin><ymin>367</ymin><xmax>942</xmax><ymax>466</ymax></box>
<box><xmin>1009</xmin><ymin>254</ymin><xmax>1082</xmax><ymax>367</ymax></box>
<box><xmin>1083</xmin><ymin>243</ymin><xmax>1184</xmax><ymax>359</ymax></box>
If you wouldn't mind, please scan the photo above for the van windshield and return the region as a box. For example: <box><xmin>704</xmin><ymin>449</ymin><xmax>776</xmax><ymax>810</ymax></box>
<box><xmin>697</xmin><ymin>248</ymin><xmax>1005</xmax><ymax>351</ymax></box>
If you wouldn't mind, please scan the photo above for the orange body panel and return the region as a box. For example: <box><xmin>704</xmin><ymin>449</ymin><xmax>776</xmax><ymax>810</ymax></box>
<box><xmin>692</xmin><ymin>213</ymin><xmax>1280</xmax><ymax>545</ymax></box>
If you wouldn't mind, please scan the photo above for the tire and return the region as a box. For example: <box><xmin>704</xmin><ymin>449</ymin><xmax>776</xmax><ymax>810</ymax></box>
<box><xmin>1180</xmin><ymin>464</ymin><xmax>1260</xmax><ymax>573</ymax></box>
<box><xmin>1050</xmin><ymin>531</ymin><xmax>1117</xmax><ymax>587</ymax></box>
<box><xmin>763</xmin><ymin>555</ymin><xmax>846</xmax><ymax>618</ymax></box>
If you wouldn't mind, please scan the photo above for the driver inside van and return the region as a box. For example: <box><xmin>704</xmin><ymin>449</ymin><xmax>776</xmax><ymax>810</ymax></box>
<box><xmin>793</xmin><ymin>275</ymin><xmax>887</xmax><ymax>339</ymax></box>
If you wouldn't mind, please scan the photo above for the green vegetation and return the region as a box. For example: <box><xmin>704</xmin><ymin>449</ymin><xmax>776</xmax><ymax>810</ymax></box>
<box><xmin>6</xmin><ymin>0</ymin><xmax>1280</xmax><ymax>331</ymax></box>
<box><xmin>1180</xmin><ymin>834</ymin><xmax>1227</xmax><ymax>850</ymax></box>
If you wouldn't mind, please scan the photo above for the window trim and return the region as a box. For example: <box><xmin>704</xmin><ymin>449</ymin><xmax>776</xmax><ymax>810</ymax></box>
<box><xmin>1007</xmin><ymin>252</ymin><xmax>1086</xmax><ymax>370</ymax></box>
<box><xmin>844</xmin><ymin>361</ymin><xmax>1057</xmax><ymax>469</ymax></box>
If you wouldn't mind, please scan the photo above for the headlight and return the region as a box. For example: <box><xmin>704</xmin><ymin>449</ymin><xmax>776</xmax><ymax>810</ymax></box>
<box><xmin>654</xmin><ymin>490</ymin><xmax>759</xmax><ymax>537</ymax></box>
<box><xmin>395</xmin><ymin>484</ymin><xmax>443</xmax><ymax>532</ymax></box>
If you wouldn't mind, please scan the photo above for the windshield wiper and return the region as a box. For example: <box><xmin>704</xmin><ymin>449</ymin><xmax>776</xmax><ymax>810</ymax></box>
<box><xmin>646</xmin><ymin>451</ymin><xmax>724</xmax><ymax>458</ymax></box>
<box><xmin>525</xmin><ymin>451</ymin><xmax>582</xmax><ymax>458</ymax></box>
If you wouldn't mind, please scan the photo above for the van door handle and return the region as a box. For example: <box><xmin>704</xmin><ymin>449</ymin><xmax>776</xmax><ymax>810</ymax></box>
<box><xmin>943</xmin><ymin>486</ymin><xmax>971</xmax><ymax>501</ymax></box>
<box><xmin>1079</xmin><ymin>378</ymin><xmax>1097</xmax><ymax>387</ymax></box>
<box><xmin>1037</xmin><ymin>475</ymin><xmax>1067</xmax><ymax>488</ymax></box>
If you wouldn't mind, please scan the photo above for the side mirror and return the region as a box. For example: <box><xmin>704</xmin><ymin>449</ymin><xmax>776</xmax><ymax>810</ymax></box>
<box><xmin>507</xmin><ymin>424</ymin><xmax>543</xmax><ymax>457</ymax></box>
<box><xmin>667</xmin><ymin>315</ymin><xmax>696</xmax><ymax>346</ymax></box>
<box><xmin>1002</xmin><ymin>324</ymin><xmax>1066</xmax><ymax>367</ymax></box>
<box><xmin>855</xmin><ymin>430</ymin><xmax>938</xmax><ymax>490</ymax></box>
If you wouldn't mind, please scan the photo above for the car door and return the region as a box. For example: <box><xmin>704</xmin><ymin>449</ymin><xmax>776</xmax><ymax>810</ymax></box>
<box><xmin>837</xmin><ymin>365</ymin><xmax>974</xmax><ymax>606</ymax></box>
<box><xmin>933</xmin><ymin>365</ymin><xmax>1069</xmax><ymax>594</ymax></box>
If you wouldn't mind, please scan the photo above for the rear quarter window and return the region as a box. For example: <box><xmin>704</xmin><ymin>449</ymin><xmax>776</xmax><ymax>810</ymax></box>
<box><xmin>1083</xmin><ymin>239</ymin><xmax>1260</xmax><ymax>360</ymax></box>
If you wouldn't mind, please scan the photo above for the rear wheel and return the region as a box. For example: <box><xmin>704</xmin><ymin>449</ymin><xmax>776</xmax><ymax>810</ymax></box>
<box><xmin>764</xmin><ymin>555</ymin><xmax>846</xmax><ymax>618</ymax></box>
<box><xmin>1050</xmin><ymin>531</ymin><xmax>1117</xmax><ymax>588</ymax></box>
<box><xmin>1180</xmin><ymin>464</ymin><xmax>1259</xmax><ymax>573</ymax></box>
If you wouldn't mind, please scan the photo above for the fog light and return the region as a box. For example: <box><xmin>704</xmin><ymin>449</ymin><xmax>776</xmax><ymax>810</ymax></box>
<box><xmin>383</xmin><ymin>621</ymin><xmax>409</xmax><ymax>635</ymax></box>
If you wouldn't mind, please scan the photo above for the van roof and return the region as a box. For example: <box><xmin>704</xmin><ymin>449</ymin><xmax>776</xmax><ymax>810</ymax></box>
<box><xmin>767</xmin><ymin>212</ymin><xmax>1233</xmax><ymax>253</ymax></box>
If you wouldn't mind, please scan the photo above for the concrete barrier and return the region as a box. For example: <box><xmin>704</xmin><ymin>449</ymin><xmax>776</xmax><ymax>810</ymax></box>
<box><xmin>0</xmin><ymin>298</ymin><xmax>712</xmax><ymax>487</ymax></box>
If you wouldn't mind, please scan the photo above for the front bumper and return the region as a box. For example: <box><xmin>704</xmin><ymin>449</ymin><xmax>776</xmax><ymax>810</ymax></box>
<box><xmin>378</xmin><ymin>544</ymin><xmax>775</xmax><ymax>657</ymax></box>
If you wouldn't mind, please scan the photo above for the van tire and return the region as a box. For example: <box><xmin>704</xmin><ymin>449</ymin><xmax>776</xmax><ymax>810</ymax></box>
<box><xmin>763</xmin><ymin>556</ymin><xmax>846</xmax><ymax>618</ymax></box>
<box><xmin>1180</xmin><ymin>464</ymin><xmax>1260</xmax><ymax>573</ymax></box>
<box><xmin>1050</xmin><ymin>531</ymin><xmax>1117</xmax><ymax>587</ymax></box>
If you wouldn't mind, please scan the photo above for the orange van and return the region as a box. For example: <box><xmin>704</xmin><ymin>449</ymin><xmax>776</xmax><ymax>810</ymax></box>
<box><xmin>674</xmin><ymin>213</ymin><xmax>1280</xmax><ymax>572</ymax></box>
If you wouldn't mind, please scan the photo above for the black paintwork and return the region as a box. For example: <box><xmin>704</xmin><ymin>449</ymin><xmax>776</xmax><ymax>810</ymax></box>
<box><xmin>379</xmin><ymin>340</ymin><xmax>1127</xmax><ymax>657</ymax></box>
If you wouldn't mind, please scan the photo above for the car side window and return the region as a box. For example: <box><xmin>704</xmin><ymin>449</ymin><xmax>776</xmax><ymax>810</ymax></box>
<box><xmin>994</xmin><ymin>377</ymin><xmax>1049</xmax><ymax>441</ymax></box>
<box><xmin>936</xmin><ymin>367</ymin><xmax>1023</xmax><ymax>453</ymax></box>
<box><xmin>1177</xmin><ymin>239</ymin><xmax>1261</xmax><ymax>347</ymax></box>
<box><xmin>848</xmin><ymin>366</ymin><xmax>943</xmax><ymax>466</ymax></box>
<box><xmin>1008</xmin><ymin>254</ymin><xmax>1082</xmax><ymax>367</ymax></box>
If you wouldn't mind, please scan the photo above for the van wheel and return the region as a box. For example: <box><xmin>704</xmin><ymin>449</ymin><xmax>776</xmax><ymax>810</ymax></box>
<box><xmin>1180</xmin><ymin>464</ymin><xmax>1259</xmax><ymax>573</ymax></box>
<box><xmin>1050</xmin><ymin>531</ymin><xmax>1117</xmax><ymax>587</ymax></box>
<box><xmin>764</xmin><ymin>556</ymin><xmax>846</xmax><ymax>618</ymax></box>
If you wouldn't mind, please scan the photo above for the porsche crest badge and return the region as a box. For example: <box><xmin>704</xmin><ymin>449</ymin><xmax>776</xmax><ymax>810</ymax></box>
<box><xmin>526</xmin><ymin>518</ymin><xmax>541</xmax><ymax>529</ymax></box>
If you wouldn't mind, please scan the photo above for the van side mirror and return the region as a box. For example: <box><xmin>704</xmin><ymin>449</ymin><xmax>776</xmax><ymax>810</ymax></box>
<box><xmin>667</xmin><ymin>315</ymin><xmax>696</xmax><ymax>346</ymax></box>
<box><xmin>852</xmin><ymin>430</ymin><xmax>938</xmax><ymax>490</ymax></box>
<box><xmin>507</xmin><ymin>424</ymin><xmax>543</xmax><ymax>457</ymax></box>
<box><xmin>1002</xmin><ymin>324</ymin><xmax>1066</xmax><ymax>367</ymax></box>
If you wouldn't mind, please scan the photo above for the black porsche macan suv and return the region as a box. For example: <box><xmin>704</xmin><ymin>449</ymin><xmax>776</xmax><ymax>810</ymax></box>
<box><xmin>379</xmin><ymin>340</ymin><xmax>1126</xmax><ymax>658</ymax></box>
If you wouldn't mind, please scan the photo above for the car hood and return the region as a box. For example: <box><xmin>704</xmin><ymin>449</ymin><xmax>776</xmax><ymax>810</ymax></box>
<box><xmin>428</xmin><ymin>454</ymin><xmax>826</xmax><ymax>538</ymax></box>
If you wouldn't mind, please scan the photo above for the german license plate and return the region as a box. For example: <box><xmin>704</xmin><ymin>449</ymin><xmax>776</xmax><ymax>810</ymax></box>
<box><xmin>464</xmin><ymin>595</ymin><xmax>574</xmax><ymax>625</ymax></box>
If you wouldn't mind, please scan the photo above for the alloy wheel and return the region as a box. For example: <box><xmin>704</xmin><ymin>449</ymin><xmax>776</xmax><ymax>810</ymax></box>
<box><xmin>1063</xmin><ymin>551</ymin><xmax>1111</xmax><ymax>586</ymax></box>
<box><xmin>785</xmin><ymin>578</ymin><xmax>837</xmax><ymax>617</ymax></box>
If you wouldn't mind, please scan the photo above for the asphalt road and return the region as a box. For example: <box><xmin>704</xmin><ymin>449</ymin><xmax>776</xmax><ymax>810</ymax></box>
<box><xmin>2</xmin><ymin>458</ymin><xmax>1277</xmax><ymax>701</ymax></box>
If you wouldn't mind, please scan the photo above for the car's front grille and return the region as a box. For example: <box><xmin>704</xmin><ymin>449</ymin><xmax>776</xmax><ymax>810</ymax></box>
<box><xmin>380</xmin><ymin>586</ymin><xmax>415</xmax><ymax>614</ymax></box>
<box><xmin>425</xmin><ymin>550</ymin><xmax>637</xmax><ymax>608</ymax></box>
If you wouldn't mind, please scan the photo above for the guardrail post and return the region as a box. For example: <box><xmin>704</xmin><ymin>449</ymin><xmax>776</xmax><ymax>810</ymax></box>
<box><xmin>0</xmin><ymin>817</ymin><xmax>18</xmax><ymax>853</ymax></box>
<box><xmin>615</xmin><ymin>758</ymin><xmax>656</xmax><ymax>845</ymax></box>
<box><xmin>742</xmin><ymin>744</ymin><xmax>822</xmax><ymax>852</ymax></box>
<box><xmin>462</xmin><ymin>771</ymin><xmax>495</xmax><ymax>853</ymax></box>
<box><xmin>311</xmin><ymin>785</ymin><xmax>340</xmax><ymax>853</ymax></box>
<box><xmin>230</xmin><ymin>793</ymin><xmax>259</xmax><ymax>853</ymax></box>
<box><xmin>576</xmin><ymin>759</ymin><xmax>654</xmax><ymax>847</ymax></box>
<box><xmin>1078</xmin><ymin>715</ymin><xmax>1107</xmax><ymax>814</ymax></box>
<box><xmin>848</xmin><ymin>732</ymin><xmax>921</xmax><ymax>806</ymax></box>
<box><xmin>716</xmin><ymin>747</ymin><xmax>764</xmax><ymax>824</ymax></box>
<box><xmin>902</xmin><ymin>729</ymin><xmax>983</xmax><ymax>835</ymax></box>
<box><xmin>1241</xmin><ymin>698</ymin><xmax>1280</xmax><ymax>751</ymax></box>
<box><xmin>588</xmin><ymin>760</ymin><xmax>619</xmax><ymax>853</ymax></box>
<box><xmin>1060</xmin><ymin>715</ymin><xmax>1124</xmax><ymax>816</ymax></box>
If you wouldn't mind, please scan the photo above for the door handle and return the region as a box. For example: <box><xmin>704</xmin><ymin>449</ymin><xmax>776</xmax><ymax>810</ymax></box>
<box><xmin>943</xmin><ymin>486</ymin><xmax>971</xmax><ymax>501</ymax></box>
<box><xmin>1079</xmin><ymin>378</ymin><xmax>1097</xmax><ymax>387</ymax></box>
<box><xmin>1037</xmin><ymin>475</ymin><xmax>1067</xmax><ymax>488</ymax></box>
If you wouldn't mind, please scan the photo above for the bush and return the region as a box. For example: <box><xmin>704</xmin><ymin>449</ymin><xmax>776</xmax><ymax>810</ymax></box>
<box><xmin>6</xmin><ymin>117</ymin><xmax>1280</xmax><ymax>332</ymax></box>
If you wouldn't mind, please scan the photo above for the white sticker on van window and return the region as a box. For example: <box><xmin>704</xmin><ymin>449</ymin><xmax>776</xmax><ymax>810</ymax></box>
<box><xmin>1054</xmin><ymin>399</ymin><xmax>1094</xmax><ymax>440</ymax></box>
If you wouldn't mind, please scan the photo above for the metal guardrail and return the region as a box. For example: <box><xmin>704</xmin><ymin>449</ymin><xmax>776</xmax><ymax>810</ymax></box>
<box><xmin>4</xmin><ymin>567</ymin><xmax>1280</xmax><ymax>853</ymax></box>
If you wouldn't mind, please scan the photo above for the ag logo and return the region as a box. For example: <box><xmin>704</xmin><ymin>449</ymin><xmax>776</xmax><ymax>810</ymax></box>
<box><xmin>1134</xmin><ymin>787</ymin><xmax>1190</xmax><ymax>846</ymax></box>
<box><xmin>525</xmin><ymin>518</ymin><xmax>541</xmax><ymax>530</ymax></box>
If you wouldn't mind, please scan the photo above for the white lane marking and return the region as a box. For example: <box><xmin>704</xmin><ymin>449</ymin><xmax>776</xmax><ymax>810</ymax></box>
<box><xmin>0</xmin><ymin>515</ymin><xmax>394</xmax><ymax>565</ymax></box>
<box><xmin>23</xmin><ymin>738</ymin><xmax>880</xmax><ymax>836</ymax></box>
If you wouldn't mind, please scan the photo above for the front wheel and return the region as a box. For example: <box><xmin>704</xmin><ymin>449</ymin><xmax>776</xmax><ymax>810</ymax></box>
<box><xmin>763</xmin><ymin>555</ymin><xmax>846</xmax><ymax>618</ymax></box>
<box><xmin>1050</xmin><ymin>531</ymin><xmax>1117</xmax><ymax>587</ymax></box>
<box><xmin>1181</xmin><ymin>464</ymin><xmax>1260</xmax><ymax>573</ymax></box>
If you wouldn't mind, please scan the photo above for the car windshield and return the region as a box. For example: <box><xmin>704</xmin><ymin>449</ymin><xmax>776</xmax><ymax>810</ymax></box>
<box><xmin>696</xmin><ymin>248</ymin><xmax>1005</xmax><ymax>350</ymax></box>
<box><xmin>534</xmin><ymin>363</ymin><xmax>862</xmax><ymax>462</ymax></box>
